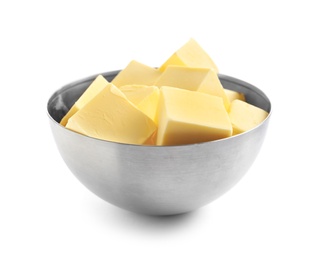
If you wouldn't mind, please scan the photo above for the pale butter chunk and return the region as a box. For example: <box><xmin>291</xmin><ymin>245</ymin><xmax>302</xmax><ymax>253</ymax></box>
<box><xmin>119</xmin><ymin>85</ymin><xmax>160</xmax><ymax>123</ymax></box>
<box><xmin>60</xmin><ymin>75</ymin><xmax>109</xmax><ymax>126</ymax></box>
<box><xmin>66</xmin><ymin>83</ymin><xmax>157</xmax><ymax>145</ymax></box>
<box><xmin>156</xmin><ymin>86</ymin><xmax>232</xmax><ymax>146</ymax></box>
<box><xmin>159</xmin><ymin>38</ymin><xmax>219</xmax><ymax>73</ymax></box>
<box><xmin>224</xmin><ymin>89</ymin><xmax>246</xmax><ymax>103</ymax></box>
<box><xmin>111</xmin><ymin>60</ymin><xmax>162</xmax><ymax>87</ymax></box>
<box><xmin>229</xmin><ymin>99</ymin><xmax>268</xmax><ymax>135</ymax></box>
<box><xmin>154</xmin><ymin>66</ymin><xmax>230</xmax><ymax>110</ymax></box>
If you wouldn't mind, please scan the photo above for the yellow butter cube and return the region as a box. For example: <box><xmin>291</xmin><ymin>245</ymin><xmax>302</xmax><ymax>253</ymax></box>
<box><xmin>154</xmin><ymin>66</ymin><xmax>230</xmax><ymax>110</ymax></box>
<box><xmin>60</xmin><ymin>75</ymin><xmax>109</xmax><ymax>126</ymax></box>
<box><xmin>111</xmin><ymin>60</ymin><xmax>162</xmax><ymax>87</ymax></box>
<box><xmin>229</xmin><ymin>99</ymin><xmax>268</xmax><ymax>135</ymax></box>
<box><xmin>66</xmin><ymin>83</ymin><xmax>157</xmax><ymax>145</ymax></box>
<box><xmin>119</xmin><ymin>85</ymin><xmax>160</xmax><ymax>122</ymax></box>
<box><xmin>156</xmin><ymin>86</ymin><xmax>232</xmax><ymax>146</ymax></box>
<box><xmin>224</xmin><ymin>89</ymin><xmax>246</xmax><ymax>103</ymax></box>
<box><xmin>159</xmin><ymin>38</ymin><xmax>218</xmax><ymax>73</ymax></box>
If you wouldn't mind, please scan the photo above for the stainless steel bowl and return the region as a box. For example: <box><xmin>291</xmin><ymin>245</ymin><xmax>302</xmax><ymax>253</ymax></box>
<box><xmin>47</xmin><ymin>71</ymin><xmax>272</xmax><ymax>215</ymax></box>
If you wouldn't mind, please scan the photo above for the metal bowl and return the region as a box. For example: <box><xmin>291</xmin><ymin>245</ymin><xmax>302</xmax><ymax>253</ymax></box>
<box><xmin>47</xmin><ymin>71</ymin><xmax>272</xmax><ymax>215</ymax></box>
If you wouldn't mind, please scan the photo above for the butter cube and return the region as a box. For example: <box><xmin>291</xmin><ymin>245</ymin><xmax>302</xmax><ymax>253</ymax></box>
<box><xmin>156</xmin><ymin>86</ymin><xmax>232</xmax><ymax>145</ymax></box>
<box><xmin>159</xmin><ymin>38</ymin><xmax>218</xmax><ymax>73</ymax></box>
<box><xmin>229</xmin><ymin>99</ymin><xmax>268</xmax><ymax>135</ymax></box>
<box><xmin>66</xmin><ymin>83</ymin><xmax>157</xmax><ymax>145</ymax></box>
<box><xmin>60</xmin><ymin>75</ymin><xmax>109</xmax><ymax>126</ymax></box>
<box><xmin>111</xmin><ymin>60</ymin><xmax>162</xmax><ymax>87</ymax></box>
<box><xmin>154</xmin><ymin>66</ymin><xmax>230</xmax><ymax>110</ymax></box>
<box><xmin>224</xmin><ymin>89</ymin><xmax>246</xmax><ymax>103</ymax></box>
<box><xmin>119</xmin><ymin>85</ymin><xmax>160</xmax><ymax>122</ymax></box>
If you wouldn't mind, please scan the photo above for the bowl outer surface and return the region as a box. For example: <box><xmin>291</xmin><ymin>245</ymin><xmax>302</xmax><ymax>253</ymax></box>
<box><xmin>48</xmin><ymin>71</ymin><xmax>271</xmax><ymax>215</ymax></box>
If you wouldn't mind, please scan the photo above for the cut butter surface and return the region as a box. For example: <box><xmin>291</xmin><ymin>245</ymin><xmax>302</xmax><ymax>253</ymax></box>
<box><xmin>229</xmin><ymin>99</ymin><xmax>268</xmax><ymax>135</ymax></box>
<box><xmin>66</xmin><ymin>83</ymin><xmax>156</xmax><ymax>145</ymax></box>
<box><xmin>60</xmin><ymin>75</ymin><xmax>109</xmax><ymax>126</ymax></box>
<box><xmin>154</xmin><ymin>66</ymin><xmax>230</xmax><ymax>110</ymax></box>
<box><xmin>111</xmin><ymin>60</ymin><xmax>161</xmax><ymax>87</ymax></box>
<box><xmin>224</xmin><ymin>89</ymin><xmax>246</xmax><ymax>103</ymax></box>
<box><xmin>119</xmin><ymin>85</ymin><xmax>160</xmax><ymax>122</ymax></box>
<box><xmin>61</xmin><ymin>38</ymin><xmax>268</xmax><ymax>145</ymax></box>
<box><xmin>156</xmin><ymin>86</ymin><xmax>232</xmax><ymax>146</ymax></box>
<box><xmin>159</xmin><ymin>38</ymin><xmax>218</xmax><ymax>73</ymax></box>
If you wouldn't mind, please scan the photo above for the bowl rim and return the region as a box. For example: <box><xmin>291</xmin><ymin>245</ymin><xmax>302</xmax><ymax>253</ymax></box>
<box><xmin>47</xmin><ymin>71</ymin><xmax>272</xmax><ymax>148</ymax></box>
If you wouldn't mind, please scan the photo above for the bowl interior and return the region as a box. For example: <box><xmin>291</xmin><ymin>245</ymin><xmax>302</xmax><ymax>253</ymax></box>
<box><xmin>47</xmin><ymin>71</ymin><xmax>271</xmax><ymax>124</ymax></box>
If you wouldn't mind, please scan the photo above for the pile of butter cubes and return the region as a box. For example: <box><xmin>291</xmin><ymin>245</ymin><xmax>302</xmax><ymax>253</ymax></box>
<box><xmin>61</xmin><ymin>39</ymin><xmax>268</xmax><ymax>145</ymax></box>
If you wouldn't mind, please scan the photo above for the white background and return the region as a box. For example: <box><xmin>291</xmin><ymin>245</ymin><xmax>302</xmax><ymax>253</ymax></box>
<box><xmin>1</xmin><ymin>0</ymin><xmax>321</xmax><ymax>259</ymax></box>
